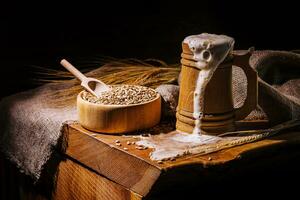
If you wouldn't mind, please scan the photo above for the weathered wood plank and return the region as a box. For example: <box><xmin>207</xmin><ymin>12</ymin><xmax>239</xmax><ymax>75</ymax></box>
<box><xmin>61</xmin><ymin>123</ymin><xmax>161</xmax><ymax>196</ymax></box>
<box><xmin>53</xmin><ymin>159</ymin><xmax>142</xmax><ymax>200</ymax></box>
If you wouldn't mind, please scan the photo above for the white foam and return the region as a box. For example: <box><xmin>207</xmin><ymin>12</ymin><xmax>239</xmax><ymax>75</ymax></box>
<box><xmin>136</xmin><ymin>131</ymin><xmax>222</xmax><ymax>161</ymax></box>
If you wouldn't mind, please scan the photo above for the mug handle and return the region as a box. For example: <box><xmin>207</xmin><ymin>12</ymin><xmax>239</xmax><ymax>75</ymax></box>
<box><xmin>233</xmin><ymin>48</ymin><xmax>258</xmax><ymax>120</ymax></box>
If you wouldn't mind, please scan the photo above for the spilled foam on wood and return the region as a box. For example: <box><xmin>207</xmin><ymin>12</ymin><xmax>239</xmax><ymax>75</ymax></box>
<box><xmin>137</xmin><ymin>131</ymin><xmax>222</xmax><ymax>160</ymax></box>
<box><xmin>137</xmin><ymin>33</ymin><xmax>235</xmax><ymax>161</ymax></box>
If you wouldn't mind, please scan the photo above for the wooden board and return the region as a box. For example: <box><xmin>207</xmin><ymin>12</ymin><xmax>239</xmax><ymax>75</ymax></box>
<box><xmin>60</xmin><ymin>121</ymin><xmax>300</xmax><ymax>198</ymax></box>
<box><xmin>53</xmin><ymin>159</ymin><xmax>142</xmax><ymax>200</ymax></box>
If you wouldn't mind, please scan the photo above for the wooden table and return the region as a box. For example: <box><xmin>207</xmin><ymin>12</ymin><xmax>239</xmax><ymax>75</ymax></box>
<box><xmin>50</xmin><ymin>121</ymin><xmax>300</xmax><ymax>199</ymax></box>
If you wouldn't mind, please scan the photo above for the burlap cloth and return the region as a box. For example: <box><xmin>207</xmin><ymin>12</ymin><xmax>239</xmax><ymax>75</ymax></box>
<box><xmin>0</xmin><ymin>50</ymin><xmax>300</xmax><ymax>181</ymax></box>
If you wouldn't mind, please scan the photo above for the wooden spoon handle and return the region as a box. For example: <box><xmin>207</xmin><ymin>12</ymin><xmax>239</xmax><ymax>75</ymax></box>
<box><xmin>60</xmin><ymin>59</ymin><xmax>86</xmax><ymax>82</ymax></box>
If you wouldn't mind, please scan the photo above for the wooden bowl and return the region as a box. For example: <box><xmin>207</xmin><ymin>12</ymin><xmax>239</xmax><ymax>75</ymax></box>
<box><xmin>77</xmin><ymin>90</ymin><xmax>161</xmax><ymax>134</ymax></box>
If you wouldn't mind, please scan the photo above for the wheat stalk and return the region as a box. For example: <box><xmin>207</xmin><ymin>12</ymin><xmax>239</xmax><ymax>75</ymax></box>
<box><xmin>34</xmin><ymin>58</ymin><xmax>180</xmax><ymax>107</ymax></box>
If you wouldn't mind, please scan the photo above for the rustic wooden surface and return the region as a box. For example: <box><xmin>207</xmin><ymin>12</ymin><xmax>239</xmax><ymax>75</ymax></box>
<box><xmin>60</xmin><ymin>121</ymin><xmax>300</xmax><ymax>198</ymax></box>
<box><xmin>53</xmin><ymin>159</ymin><xmax>142</xmax><ymax>200</ymax></box>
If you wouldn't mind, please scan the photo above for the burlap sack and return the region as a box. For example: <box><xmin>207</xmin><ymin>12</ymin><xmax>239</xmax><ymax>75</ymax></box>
<box><xmin>239</xmin><ymin>51</ymin><xmax>300</xmax><ymax>124</ymax></box>
<box><xmin>0</xmin><ymin>82</ymin><xmax>77</xmax><ymax>180</ymax></box>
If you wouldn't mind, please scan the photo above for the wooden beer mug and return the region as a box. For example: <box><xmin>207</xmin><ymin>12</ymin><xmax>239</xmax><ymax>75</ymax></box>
<box><xmin>176</xmin><ymin>38</ymin><xmax>258</xmax><ymax>135</ymax></box>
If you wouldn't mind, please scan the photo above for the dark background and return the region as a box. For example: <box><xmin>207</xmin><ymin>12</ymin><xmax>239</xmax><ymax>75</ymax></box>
<box><xmin>1</xmin><ymin>1</ymin><xmax>299</xmax><ymax>98</ymax></box>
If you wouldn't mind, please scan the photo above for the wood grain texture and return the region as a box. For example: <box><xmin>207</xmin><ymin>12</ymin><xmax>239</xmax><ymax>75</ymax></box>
<box><xmin>53</xmin><ymin>159</ymin><xmax>142</xmax><ymax>200</ymax></box>
<box><xmin>61</xmin><ymin>121</ymin><xmax>300</xmax><ymax>198</ymax></box>
<box><xmin>77</xmin><ymin>91</ymin><xmax>161</xmax><ymax>134</ymax></box>
<box><xmin>61</xmin><ymin>123</ymin><xmax>161</xmax><ymax>196</ymax></box>
<box><xmin>176</xmin><ymin>62</ymin><xmax>236</xmax><ymax>134</ymax></box>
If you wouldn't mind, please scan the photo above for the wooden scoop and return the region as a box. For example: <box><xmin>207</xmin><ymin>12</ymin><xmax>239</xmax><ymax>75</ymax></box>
<box><xmin>60</xmin><ymin>59</ymin><xmax>110</xmax><ymax>97</ymax></box>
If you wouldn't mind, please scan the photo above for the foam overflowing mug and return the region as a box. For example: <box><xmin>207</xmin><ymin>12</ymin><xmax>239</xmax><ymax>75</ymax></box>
<box><xmin>176</xmin><ymin>33</ymin><xmax>257</xmax><ymax>135</ymax></box>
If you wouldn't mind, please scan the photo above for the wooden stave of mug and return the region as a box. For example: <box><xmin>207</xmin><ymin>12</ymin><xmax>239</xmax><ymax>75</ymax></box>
<box><xmin>176</xmin><ymin>42</ymin><xmax>237</xmax><ymax>134</ymax></box>
<box><xmin>178</xmin><ymin>62</ymin><xmax>235</xmax><ymax>115</ymax></box>
<box><xmin>176</xmin><ymin>118</ymin><xmax>235</xmax><ymax>135</ymax></box>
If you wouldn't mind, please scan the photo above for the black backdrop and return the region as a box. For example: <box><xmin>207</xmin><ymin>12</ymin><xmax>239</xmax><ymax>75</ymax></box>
<box><xmin>1</xmin><ymin>1</ymin><xmax>299</xmax><ymax>97</ymax></box>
